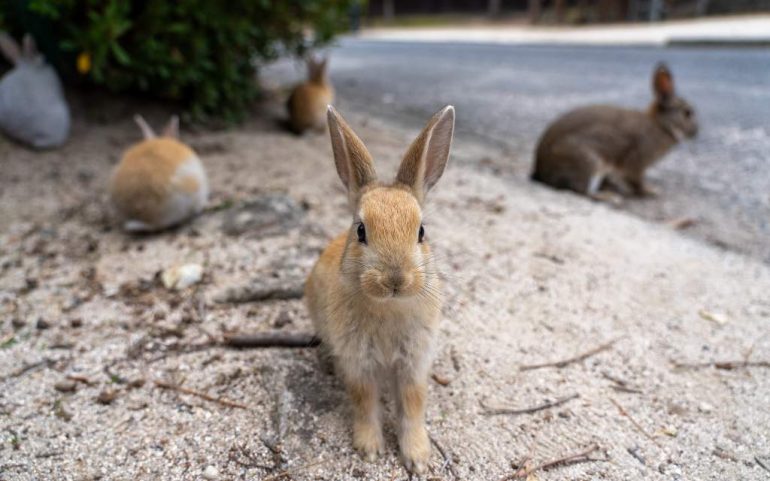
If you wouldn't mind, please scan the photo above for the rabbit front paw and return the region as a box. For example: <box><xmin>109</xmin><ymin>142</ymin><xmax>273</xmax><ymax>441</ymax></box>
<box><xmin>353</xmin><ymin>422</ymin><xmax>384</xmax><ymax>462</ymax></box>
<box><xmin>400</xmin><ymin>425</ymin><xmax>431</xmax><ymax>473</ymax></box>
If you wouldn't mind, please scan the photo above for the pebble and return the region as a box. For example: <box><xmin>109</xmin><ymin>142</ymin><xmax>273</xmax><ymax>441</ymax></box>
<box><xmin>36</xmin><ymin>318</ymin><xmax>51</xmax><ymax>329</ymax></box>
<box><xmin>161</xmin><ymin>264</ymin><xmax>203</xmax><ymax>290</ymax></box>
<box><xmin>698</xmin><ymin>402</ymin><xmax>714</xmax><ymax>413</ymax></box>
<box><xmin>54</xmin><ymin>380</ymin><xmax>77</xmax><ymax>393</ymax></box>
<box><xmin>202</xmin><ymin>465</ymin><xmax>219</xmax><ymax>480</ymax></box>
<box><xmin>96</xmin><ymin>389</ymin><xmax>118</xmax><ymax>405</ymax></box>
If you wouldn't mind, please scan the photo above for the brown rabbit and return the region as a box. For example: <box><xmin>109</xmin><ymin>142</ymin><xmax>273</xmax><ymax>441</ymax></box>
<box><xmin>305</xmin><ymin>105</ymin><xmax>455</xmax><ymax>473</ymax></box>
<box><xmin>531</xmin><ymin>63</ymin><xmax>697</xmax><ymax>202</ymax></box>
<box><xmin>287</xmin><ymin>56</ymin><xmax>334</xmax><ymax>134</ymax></box>
<box><xmin>109</xmin><ymin>115</ymin><xmax>208</xmax><ymax>232</ymax></box>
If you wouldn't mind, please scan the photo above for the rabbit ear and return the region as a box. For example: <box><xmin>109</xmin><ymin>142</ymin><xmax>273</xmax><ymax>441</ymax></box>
<box><xmin>396</xmin><ymin>106</ymin><xmax>455</xmax><ymax>204</ymax></box>
<box><xmin>653</xmin><ymin>63</ymin><xmax>675</xmax><ymax>103</ymax></box>
<box><xmin>327</xmin><ymin>105</ymin><xmax>377</xmax><ymax>205</ymax></box>
<box><xmin>0</xmin><ymin>32</ymin><xmax>21</xmax><ymax>64</ymax></box>
<box><xmin>134</xmin><ymin>114</ymin><xmax>156</xmax><ymax>139</ymax></box>
<box><xmin>162</xmin><ymin>115</ymin><xmax>179</xmax><ymax>138</ymax></box>
<box><xmin>22</xmin><ymin>34</ymin><xmax>37</xmax><ymax>58</ymax></box>
<box><xmin>319</xmin><ymin>56</ymin><xmax>329</xmax><ymax>76</ymax></box>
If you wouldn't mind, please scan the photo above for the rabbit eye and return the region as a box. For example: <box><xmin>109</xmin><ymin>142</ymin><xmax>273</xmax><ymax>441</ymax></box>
<box><xmin>683</xmin><ymin>108</ymin><xmax>693</xmax><ymax>119</ymax></box>
<box><xmin>357</xmin><ymin>223</ymin><xmax>367</xmax><ymax>244</ymax></box>
<box><xmin>418</xmin><ymin>224</ymin><xmax>425</xmax><ymax>243</ymax></box>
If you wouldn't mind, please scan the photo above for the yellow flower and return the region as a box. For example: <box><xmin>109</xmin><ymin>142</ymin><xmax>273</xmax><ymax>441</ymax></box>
<box><xmin>77</xmin><ymin>52</ymin><xmax>91</xmax><ymax>74</ymax></box>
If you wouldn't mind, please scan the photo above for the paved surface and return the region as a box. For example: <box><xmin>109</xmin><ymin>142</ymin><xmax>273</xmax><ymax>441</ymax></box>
<box><xmin>265</xmin><ymin>39</ymin><xmax>770</xmax><ymax>262</ymax></box>
<box><xmin>360</xmin><ymin>15</ymin><xmax>770</xmax><ymax>46</ymax></box>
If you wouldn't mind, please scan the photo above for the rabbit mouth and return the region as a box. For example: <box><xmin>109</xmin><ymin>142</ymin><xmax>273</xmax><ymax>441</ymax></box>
<box><xmin>360</xmin><ymin>269</ymin><xmax>420</xmax><ymax>300</ymax></box>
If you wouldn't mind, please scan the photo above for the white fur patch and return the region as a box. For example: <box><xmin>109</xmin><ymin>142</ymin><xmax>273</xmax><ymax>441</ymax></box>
<box><xmin>157</xmin><ymin>155</ymin><xmax>208</xmax><ymax>229</ymax></box>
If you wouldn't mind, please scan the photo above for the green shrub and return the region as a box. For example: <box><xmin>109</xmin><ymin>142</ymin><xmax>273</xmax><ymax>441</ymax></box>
<box><xmin>3</xmin><ymin>0</ymin><xmax>360</xmax><ymax>123</ymax></box>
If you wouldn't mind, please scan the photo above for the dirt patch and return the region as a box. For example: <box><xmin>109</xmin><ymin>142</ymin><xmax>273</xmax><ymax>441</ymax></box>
<box><xmin>1</xmin><ymin>100</ymin><xmax>769</xmax><ymax>480</ymax></box>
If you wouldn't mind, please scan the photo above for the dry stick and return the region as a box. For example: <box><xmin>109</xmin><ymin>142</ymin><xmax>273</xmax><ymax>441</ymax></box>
<box><xmin>217</xmin><ymin>285</ymin><xmax>304</xmax><ymax>304</ymax></box>
<box><xmin>501</xmin><ymin>444</ymin><xmax>602</xmax><ymax>480</ymax></box>
<box><xmin>520</xmin><ymin>338</ymin><xmax>621</xmax><ymax>371</ymax></box>
<box><xmin>224</xmin><ymin>332</ymin><xmax>320</xmax><ymax>348</ymax></box>
<box><xmin>260</xmin><ymin>458</ymin><xmax>334</xmax><ymax>481</ymax></box>
<box><xmin>65</xmin><ymin>374</ymin><xmax>93</xmax><ymax>385</ymax></box>
<box><xmin>430</xmin><ymin>434</ymin><xmax>459</xmax><ymax>479</ymax></box>
<box><xmin>756</xmin><ymin>456</ymin><xmax>770</xmax><ymax>473</ymax></box>
<box><xmin>673</xmin><ymin>360</ymin><xmax>770</xmax><ymax>370</ymax></box>
<box><xmin>153</xmin><ymin>380</ymin><xmax>248</xmax><ymax>410</ymax></box>
<box><xmin>481</xmin><ymin>393</ymin><xmax>579</xmax><ymax>416</ymax></box>
<box><xmin>610</xmin><ymin>398</ymin><xmax>660</xmax><ymax>447</ymax></box>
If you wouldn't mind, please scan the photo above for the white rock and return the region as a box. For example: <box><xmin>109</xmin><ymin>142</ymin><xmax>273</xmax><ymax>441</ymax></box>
<box><xmin>161</xmin><ymin>264</ymin><xmax>203</xmax><ymax>290</ymax></box>
<box><xmin>202</xmin><ymin>465</ymin><xmax>219</xmax><ymax>480</ymax></box>
<box><xmin>699</xmin><ymin>402</ymin><xmax>714</xmax><ymax>413</ymax></box>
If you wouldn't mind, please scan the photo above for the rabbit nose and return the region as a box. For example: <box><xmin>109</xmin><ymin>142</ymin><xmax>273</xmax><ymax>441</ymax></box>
<box><xmin>384</xmin><ymin>269</ymin><xmax>410</xmax><ymax>293</ymax></box>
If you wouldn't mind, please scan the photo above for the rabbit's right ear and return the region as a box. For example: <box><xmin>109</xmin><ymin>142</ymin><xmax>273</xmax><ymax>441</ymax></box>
<box><xmin>653</xmin><ymin>63</ymin><xmax>675</xmax><ymax>103</ymax></box>
<box><xmin>134</xmin><ymin>114</ymin><xmax>156</xmax><ymax>139</ymax></box>
<box><xmin>327</xmin><ymin>106</ymin><xmax>377</xmax><ymax>205</ymax></box>
<box><xmin>162</xmin><ymin>115</ymin><xmax>179</xmax><ymax>138</ymax></box>
<box><xmin>0</xmin><ymin>32</ymin><xmax>21</xmax><ymax>64</ymax></box>
<box><xmin>22</xmin><ymin>34</ymin><xmax>38</xmax><ymax>58</ymax></box>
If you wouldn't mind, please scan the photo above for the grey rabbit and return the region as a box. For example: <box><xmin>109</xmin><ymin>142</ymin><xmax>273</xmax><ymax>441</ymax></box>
<box><xmin>0</xmin><ymin>33</ymin><xmax>70</xmax><ymax>149</ymax></box>
<box><xmin>532</xmin><ymin>63</ymin><xmax>697</xmax><ymax>202</ymax></box>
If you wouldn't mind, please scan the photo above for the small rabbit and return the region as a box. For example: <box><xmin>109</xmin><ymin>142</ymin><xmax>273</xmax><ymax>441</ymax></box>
<box><xmin>109</xmin><ymin>115</ymin><xmax>208</xmax><ymax>232</ymax></box>
<box><xmin>0</xmin><ymin>33</ymin><xmax>70</xmax><ymax>149</ymax></box>
<box><xmin>305</xmin><ymin>105</ymin><xmax>455</xmax><ymax>473</ymax></box>
<box><xmin>531</xmin><ymin>63</ymin><xmax>697</xmax><ymax>202</ymax></box>
<box><xmin>287</xmin><ymin>56</ymin><xmax>334</xmax><ymax>134</ymax></box>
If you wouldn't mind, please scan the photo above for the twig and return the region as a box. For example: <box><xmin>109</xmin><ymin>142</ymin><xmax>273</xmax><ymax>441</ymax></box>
<box><xmin>224</xmin><ymin>332</ymin><xmax>320</xmax><ymax>348</ymax></box>
<box><xmin>520</xmin><ymin>338</ymin><xmax>620</xmax><ymax>371</ymax></box>
<box><xmin>430</xmin><ymin>434</ymin><xmax>458</xmax><ymax>479</ymax></box>
<box><xmin>627</xmin><ymin>446</ymin><xmax>646</xmax><ymax>466</ymax></box>
<box><xmin>66</xmin><ymin>374</ymin><xmax>93</xmax><ymax>385</ymax></box>
<box><xmin>215</xmin><ymin>284</ymin><xmax>304</xmax><ymax>304</ymax></box>
<box><xmin>2</xmin><ymin>358</ymin><xmax>54</xmax><ymax>381</ymax></box>
<box><xmin>601</xmin><ymin>371</ymin><xmax>642</xmax><ymax>394</ymax></box>
<box><xmin>261</xmin><ymin>458</ymin><xmax>333</xmax><ymax>481</ymax></box>
<box><xmin>153</xmin><ymin>380</ymin><xmax>248</xmax><ymax>410</ymax></box>
<box><xmin>672</xmin><ymin>360</ymin><xmax>770</xmax><ymax>370</ymax></box>
<box><xmin>431</xmin><ymin>373</ymin><xmax>452</xmax><ymax>386</ymax></box>
<box><xmin>610</xmin><ymin>398</ymin><xmax>660</xmax><ymax>447</ymax></box>
<box><xmin>501</xmin><ymin>444</ymin><xmax>602</xmax><ymax>480</ymax></box>
<box><xmin>756</xmin><ymin>456</ymin><xmax>770</xmax><ymax>473</ymax></box>
<box><xmin>481</xmin><ymin>393</ymin><xmax>579</xmax><ymax>416</ymax></box>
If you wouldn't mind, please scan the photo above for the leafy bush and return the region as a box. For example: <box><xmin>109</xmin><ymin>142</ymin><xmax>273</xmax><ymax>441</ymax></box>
<box><xmin>3</xmin><ymin>0</ymin><xmax>359</xmax><ymax>123</ymax></box>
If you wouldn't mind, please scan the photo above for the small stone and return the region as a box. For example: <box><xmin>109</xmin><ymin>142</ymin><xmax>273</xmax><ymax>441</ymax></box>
<box><xmin>36</xmin><ymin>318</ymin><xmax>51</xmax><ymax>330</ymax></box>
<box><xmin>161</xmin><ymin>264</ymin><xmax>203</xmax><ymax>290</ymax></box>
<box><xmin>96</xmin><ymin>389</ymin><xmax>118</xmax><ymax>405</ymax></box>
<box><xmin>272</xmin><ymin>310</ymin><xmax>293</xmax><ymax>328</ymax></box>
<box><xmin>54</xmin><ymin>380</ymin><xmax>77</xmax><ymax>393</ymax></box>
<box><xmin>127</xmin><ymin>377</ymin><xmax>146</xmax><ymax>389</ymax></box>
<box><xmin>70</xmin><ymin>318</ymin><xmax>83</xmax><ymax>328</ymax></box>
<box><xmin>202</xmin><ymin>465</ymin><xmax>219</xmax><ymax>480</ymax></box>
<box><xmin>698</xmin><ymin>402</ymin><xmax>714</xmax><ymax>413</ymax></box>
<box><xmin>11</xmin><ymin>317</ymin><xmax>25</xmax><ymax>329</ymax></box>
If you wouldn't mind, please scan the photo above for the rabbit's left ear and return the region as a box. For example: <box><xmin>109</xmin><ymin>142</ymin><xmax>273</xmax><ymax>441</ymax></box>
<box><xmin>0</xmin><ymin>32</ymin><xmax>21</xmax><ymax>64</ymax></box>
<box><xmin>162</xmin><ymin>115</ymin><xmax>179</xmax><ymax>138</ymax></box>
<box><xmin>134</xmin><ymin>114</ymin><xmax>156</xmax><ymax>139</ymax></box>
<box><xmin>396</xmin><ymin>106</ymin><xmax>455</xmax><ymax>204</ymax></box>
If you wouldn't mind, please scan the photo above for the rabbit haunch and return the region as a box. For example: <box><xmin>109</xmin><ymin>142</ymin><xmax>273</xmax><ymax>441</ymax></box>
<box><xmin>109</xmin><ymin>116</ymin><xmax>208</xmax><ymax>232</ymax></box>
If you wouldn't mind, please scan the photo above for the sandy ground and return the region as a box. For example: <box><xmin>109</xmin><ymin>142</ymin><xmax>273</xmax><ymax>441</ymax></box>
<box><xmin>1</xmin><ymin>97</ymin><xmax>769</xmax><ymax>481</ymax></box>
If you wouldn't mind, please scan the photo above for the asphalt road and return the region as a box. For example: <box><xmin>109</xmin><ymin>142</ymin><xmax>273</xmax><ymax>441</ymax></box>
<box><xmin>266</xmin><ymin>39</ymin><xmax>770</xmax><ymax>262</ymax></box>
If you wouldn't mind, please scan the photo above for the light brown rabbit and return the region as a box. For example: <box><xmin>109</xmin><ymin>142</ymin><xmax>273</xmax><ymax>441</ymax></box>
<box><xmin>287</xmin><ymin>56</ymin><xmax>334</xmax><ymax>134</ymax></box>
<box><xmin>532</xmin><ymin>63</ymin><xmax>697</xmax><ymax>202</ymax></box>
<box><xmin>109</xmin><ymin>115</ymin><xmax>208</xmax><ymax>232</ymax></box>
<box><xmin>305</xmin><ymin>105</ymin><xmax>455</xmax><ymax>473</ymax></box>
